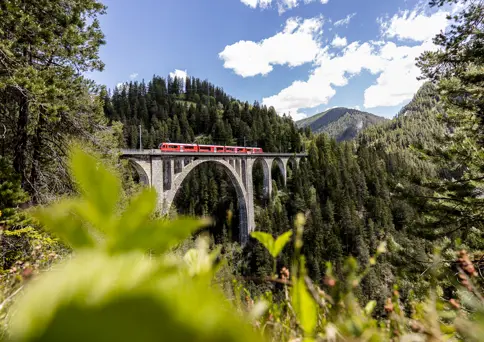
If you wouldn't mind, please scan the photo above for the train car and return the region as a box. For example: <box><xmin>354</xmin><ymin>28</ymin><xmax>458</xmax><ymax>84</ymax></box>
<box><xmin>249</xmin><ymin>147</ymin><xmax>263</xmax><ymax>154</ymax></box>
<box><xmin>159</xmin><ymin>142</ymin><xmax>263</xmax><ymax>154</ymax></box>
<box><xmin>159</xmin><ymin>143</ymin><xmax>198</xmax><ymax>152</ymax></box>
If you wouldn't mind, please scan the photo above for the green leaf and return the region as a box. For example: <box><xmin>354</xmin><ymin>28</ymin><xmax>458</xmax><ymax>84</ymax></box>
<box><xmin>70</xmin><ymin>148</ymin><xmax>121</xmax><ymax>219</ymax></box>
<box><xmin>251</xmin><ymin>231</ymin><xmax>292</xmax><ymax>258</ymax></box>
<box><xmin>183</xmin><ymin>237</ymin><xmax>222</xmax><ymax>277</ymax></box>
<box><xmin>33</xmin><ymin>199</ymin><xmax>96</xmax><ymax>249</ymax></box>
<box><xmin>112</xmin><ymin>217</ymin><xmax>208</xmax><ymax>254</ymax></box>
<box><xmin>115</xmin><ymin>188</ymin><xmax>158</xmax><ymax>235</ymax></box>
<box><xmin>364</xmin><ymin>300</ymin><xmax>377</xmax><ymax>315</ymax></box>
<box><xmin>272</xmin><ymin>231</ymin><xmax>292</xmax><ymax>258</ymax></box>
<box><xmin>250</xmin><ymin>231</ymin><xmax>275</xmax><ymax>255</ymax></box>
<box><xmin>9</xmin><ymin>252</ymin><xmax>265</xmax><ymax>342</ymax></box>
<box><xmin>292</xmin><ymin>276</ymin><xmax>317</xmax><ymax>340</ymax></box>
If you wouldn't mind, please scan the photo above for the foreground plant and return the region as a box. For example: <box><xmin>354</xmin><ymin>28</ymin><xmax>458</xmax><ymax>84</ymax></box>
<box><xmin>248</xmin><ymin>223</ymin><xmax>484</xmax><ymax>341</ymax></box>
<box><xmin>4</xmin><ymin>148</ymin><xmax>264</xmax><ymax>342</ymax></box>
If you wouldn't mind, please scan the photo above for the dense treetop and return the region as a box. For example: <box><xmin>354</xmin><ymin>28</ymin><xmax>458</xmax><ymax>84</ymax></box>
<box><xmin>103</xmin><ymin>76</ymin><xmax>303</xmax><ymax>153</ymax></box>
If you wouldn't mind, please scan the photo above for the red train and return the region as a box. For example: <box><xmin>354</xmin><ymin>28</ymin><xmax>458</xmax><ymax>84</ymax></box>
<box><xmin>159</xmin><ymin>142</ymin><xmax>263</xmax><ymax>154</ymax></box>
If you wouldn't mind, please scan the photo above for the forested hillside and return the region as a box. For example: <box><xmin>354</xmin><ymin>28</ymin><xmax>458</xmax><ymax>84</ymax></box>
<box><xmin>103</xmin><ymin>77</ymin><xmax>303</xmax><ymax>152</ymax></box>
<box><xmin>241</xmin><ymin>83</ymin><xmax>445</xmax><ymax>308</ymax></box>
<box><xmin>359</xmin><ymin>83</ymin><xmax>444</xmax><ymax>153</ymax></box>
<box><xmin>297</xmin><ymin>107</ymin><xmax>387</xmax><ymax>141</ymax></box>
<box><xmin>100</xmin><ymin>73</ymin><xmax>472</xmax><ymax>316</ymax></box>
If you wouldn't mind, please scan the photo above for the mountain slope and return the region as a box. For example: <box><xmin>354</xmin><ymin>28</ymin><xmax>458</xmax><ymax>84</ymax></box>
<box><xmin>358</xmin><ymin>82</ymin><xmax>444</xmax><ymax>152</ymax></box>
<box><xmin>296</xmin><ymin>107</ymin><xmax>387</xmax><ymax>141</ymax></box>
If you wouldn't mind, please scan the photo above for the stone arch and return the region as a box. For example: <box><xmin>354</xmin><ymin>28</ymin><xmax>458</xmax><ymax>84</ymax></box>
<box><xmin>253</xmin><ymin>157</ymin><xmax>271</xmax><ymax>199</ymax></box>
<box><xmin>271</xmin><ymin>157</ymin><xmax>286</xmax><ymax>186</ymax></box>
<box><xmin>163</xmin><ymin>159</ymin><xmax>250</xmax><ymax>243</ymax></box>
<box><xmin>128</xmin><ymin>159</ymin><xmax>150</xmax><ymax>186</ymax></box>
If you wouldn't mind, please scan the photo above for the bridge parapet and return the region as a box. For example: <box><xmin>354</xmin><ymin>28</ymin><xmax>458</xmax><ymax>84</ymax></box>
<box><xmin>120</xmin><ymin>149</ymin><xmax>306</xmax><ymax>158</ymax></box>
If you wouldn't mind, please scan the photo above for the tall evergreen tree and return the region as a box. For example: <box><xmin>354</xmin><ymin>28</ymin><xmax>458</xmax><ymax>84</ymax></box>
<box><xmin>0</xmin><ymin>0</ymin><xmax>108</xmax><ymax>201</ymax></box>
<box><xmin>414</xmin><ymin>0</ymin><xmax>484</xmax><ymax>241</ymax></box>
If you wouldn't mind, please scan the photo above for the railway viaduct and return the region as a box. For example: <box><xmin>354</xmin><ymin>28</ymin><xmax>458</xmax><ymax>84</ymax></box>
<box><xmin>120</xmin><ymin>149</ymin><xmax>307</xmax><ymax>244</ymax></box>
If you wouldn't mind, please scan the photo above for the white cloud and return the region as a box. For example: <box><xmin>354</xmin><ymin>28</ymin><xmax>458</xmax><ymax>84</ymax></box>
<box><xmin>331</xmin><ymin>35</ymin><xmax>347</xmax><ymax>48</ymax></box>
<box><xmin>240</xmin><ymin>0</ymin><xmax>271</xmax><ymax>8</ymax></box>
<box><xmin>260</xmin><ymin>6</ymin><xmax>455</xmax><ymax>117</ymax></box>
<box><xmin>169</xmin><ymin>69</ymin><xmax>188</xmax><ymax>82</ymax></box>
<box><xmin>129</xmin><ymin>73</ymin><xmax>138</xmax><ymax>80</ymax></box>
<box><xmin>364</xmin><ymin>8</ymin><xmax>452</xmax><ymax>107</ymax></box>
<box><xmin>263</xmin><ymin>38</ymin><xmax>441</xmax><ymax>115</ymax></box>
<box><xmin>241</xmin><ymin>0</ymin><xmax>327</xmax><ymax>14</ymax></box>
<box><xmin>262</xmin><ymin>41</ymin><xmax>385</xmax><ymax>116</ymax></box>
<box><xmin>219</xmin><ymin>17</ymin><xmax>323</xmax><ymax>77</ymax></box>
<box><xmin>381</xmin><ymin>9</ymin><xmax>449</xmax><ymax>41</ymax></box>
<box><xmin>273</xmin><ymin>0</ymin><xmax>298</xmax><ymax>14</ymax></box>
<box><xmin>225</xmin><ymin>3</ymin><xmax>459</xmax><ymax>119</ymax></box>
<box><xmin>334</xmin><ymin>13</ymin><xmax>356</xmax><ymax>27</ymax></box>
<box><xmin>363</xmin><ymin>40</ymin><xmax>437</xmax><ymax>108</ymax></box>
<box><xmin>290</xmin><ymin>112</ymin><xmax>311</xmax><ymax>121</ymax></box>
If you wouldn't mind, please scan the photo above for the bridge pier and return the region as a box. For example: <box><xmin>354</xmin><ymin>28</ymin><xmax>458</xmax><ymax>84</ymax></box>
<box><xmin>121</xmin><ymin>150</ymin><xmax>305</xmax><ymax>244</ymax></box>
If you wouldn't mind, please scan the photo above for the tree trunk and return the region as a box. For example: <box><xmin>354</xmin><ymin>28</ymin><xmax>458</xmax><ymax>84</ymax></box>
<box><xmin>29</xmin><ymin>113</ymin><xmax>44</xmax><ymax>203</ymax></box>
<box><xmin>13</xmin><ymin>94</ymin><xmax>29</xmax><ymax>187</ymax></box>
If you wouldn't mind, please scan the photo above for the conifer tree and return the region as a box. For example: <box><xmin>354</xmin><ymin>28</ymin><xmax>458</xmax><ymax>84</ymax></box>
<box><xmin>414</xmin><ymin>0</ymin><xmax>484</xmax><ymax>240</ymax></box>
<box><xmin>0</xmin><ymin>0</ymin><xmax>110</xmax><ymax>201</ymax></box>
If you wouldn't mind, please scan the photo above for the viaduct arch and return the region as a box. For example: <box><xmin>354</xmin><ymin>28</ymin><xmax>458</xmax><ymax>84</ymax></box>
<box><xmin>121</xmin><ymin>150</ymin><xmax>306</xmax><ymax>244</ymax></box>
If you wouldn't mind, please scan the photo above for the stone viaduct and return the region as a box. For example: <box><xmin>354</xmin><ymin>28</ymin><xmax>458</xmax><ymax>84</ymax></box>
<box><xmin>120</xmin><ymin>149</ymin><xmax>307</xmax><ymax>244</ymax></box>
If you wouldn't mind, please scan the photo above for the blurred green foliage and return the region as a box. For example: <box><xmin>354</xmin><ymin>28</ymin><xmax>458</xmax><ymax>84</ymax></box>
<box><xmin>4</xmin><ymin>149</ymin><xmax>264</xmax><ymax>342</ymax></box>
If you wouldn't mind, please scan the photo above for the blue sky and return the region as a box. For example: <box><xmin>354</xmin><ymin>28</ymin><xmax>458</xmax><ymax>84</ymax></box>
<box><xmin>88</xmin><ymin>0</ymin><xmax>459</xmax><ymax>120</ymax></box>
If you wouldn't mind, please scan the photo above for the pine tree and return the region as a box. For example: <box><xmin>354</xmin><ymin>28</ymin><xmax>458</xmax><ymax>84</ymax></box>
<box><xmin>414</xmin><ymin>0</ymin><xmax>484</xmax><ymax>241</ymax></box>
<box><xmin>0</xmin><ymin>0</ymin><xmax>107</xmax><ymax>199</ymax></box>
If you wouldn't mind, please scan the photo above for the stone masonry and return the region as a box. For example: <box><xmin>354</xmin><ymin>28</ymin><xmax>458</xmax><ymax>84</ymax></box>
<box><xmin>121</xmin><ymin>149</ymin><xmax>305</xmax><ymax>244</ymax></box>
